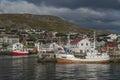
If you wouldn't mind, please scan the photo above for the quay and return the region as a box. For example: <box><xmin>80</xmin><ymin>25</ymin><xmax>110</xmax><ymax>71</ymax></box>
<box><xmin>37</xmin><ymin>53</ymin><xmax>57</xmax><ymax>63</ymax></box>
<box><xmin>110</xmin><ymin>54</ymin><xmax>120</xmax><ymax>63</ymax></box>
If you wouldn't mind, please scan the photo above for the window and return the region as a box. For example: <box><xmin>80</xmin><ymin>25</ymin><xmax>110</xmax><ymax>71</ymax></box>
<box><xmin>81</xmin><ymin>43</ymin><xmax>83</xmax><ymax>46</ymax></box>
<box><xmin>86</xmin><ymin>43</ymin><xmax>88</xmax><ymax>46</ymax></box>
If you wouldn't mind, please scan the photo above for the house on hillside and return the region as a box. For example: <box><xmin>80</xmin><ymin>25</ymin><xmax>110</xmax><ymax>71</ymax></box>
<box><xmin>117</xmin><ymin>44</ymin><xmax>120</xmax><ymax>50</ymax></box>
<box><xmin>35</xmin><ymin>29</ymin><xmax>45</xmax><ymax>34</ymax></box>
<box><xmin>69</xmin><ymin>38</ymin><xmax>91</xmax><ymax>53</ymax></box>
<box><xmin>0</xmin><ymin>36</ymin><xmax>19</xmax><ymax>48</ymax></box>
<box><xmin>78</xmin><ymin>32</ymin><xmax>87</xmax><ymax>38</ymax></box>
<box><xmin>20</xmin><ymin>32</ymin><xmax>29</xmax><ymax>37</ymax></box>
<box><xmin>36</xmin><ymin>42</ymin><xmax>64</xmax><ymax>53</ymax></box>
<box><xmin>96</xmin><ymin>40</ymin><xmax>106</xmax><ymax>48</ymax></box>
<box><xmin>48</xmin><ymin>42</ymin><xmax>64</xmax><ymax>52</ymax></box>
<box><xmin>106</xmin><ymin>34</ymin><xmax>118</xmax><ymax>42</ymax></box>
<box><xmin>105</xmin><ymin>42</ymin><xmax>117</xmax><ymax>54</ymax></box>
<box><xmin>18</xmin><ymin>28</ymin><xmax>25</xmax><ymax>32</ymax></box>
<box><xmin>0</xmin><ymin>27</ymin><xmax>6</xmax><ymax>33</ymax></box>
<box><xmin>116</xmin><ymin>35</ymin><xmax>120</xmax><ymax>43</ymax></box>
<box><xmin>26</xmin><ymin>39</ymin><xmax>34</xmax><ymax>46</ymax></box>
<box><xmin>97</xmin><ymin>34</ymin><xmax>108</xmax><ymax>41</ymax></box>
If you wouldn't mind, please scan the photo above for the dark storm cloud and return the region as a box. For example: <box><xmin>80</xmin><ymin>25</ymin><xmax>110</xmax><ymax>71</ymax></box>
<box><xmin>1</xmin><ymin>0</ymin><xmax>120</xmax><ymax>33</ymax></box>
<box><xmin>25</xmin><ymin>0</ymin><xmax>120</xmax><ymax>10</ymax></box>
<box><xmin>23</xmin><ymin>0</ymin><xmax>120</xmax><ymax>33</ymax></box>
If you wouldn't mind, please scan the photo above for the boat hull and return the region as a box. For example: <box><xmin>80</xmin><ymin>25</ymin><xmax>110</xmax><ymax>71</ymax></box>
<box><xmin>56</xmin><ymin>58</ymin><xmax>110</xmax><ymax>64</ymax></box>
<box><xmin>12</xmin><ymin>51</ymin><xmax>28</xmax><ymax>56</ymax></box>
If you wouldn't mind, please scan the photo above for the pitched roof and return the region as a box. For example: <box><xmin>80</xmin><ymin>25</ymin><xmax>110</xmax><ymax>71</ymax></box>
<box><xmin>106</xmin><ymin>42</ymin><xmax>117</xmax><ymax>47</ymax></box>
<box><xmin>70</xmin><ymin>38</ymin><xmax>84</xmax><ymax>44</ymax></box>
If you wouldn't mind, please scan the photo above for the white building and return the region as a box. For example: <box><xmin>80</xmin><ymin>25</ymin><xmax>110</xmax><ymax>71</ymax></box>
<box><xmin>106</xmin><ymin>34</ymin><xmax>118</xmax><ymax>42</ymax></box>
<box><xmin>35</xmin><ymin>42</ymin><xmax>64</xmax><ymax>53</ymax></box>
<box><xmin>0</xmin><ymin>36</ymin><xmax>19</xmax><ymax>48</ymax></box>
<box><xmin>117</xmin><ymin>44</ymin><xmax>120</xmax><ymax>50</ymax></box>
<box><xmin>69</xmin><ymin>38</ymin><xmax>91</xmax><ymax>53</ymax></box>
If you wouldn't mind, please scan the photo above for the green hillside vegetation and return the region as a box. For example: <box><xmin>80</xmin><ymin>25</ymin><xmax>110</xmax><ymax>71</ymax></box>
<box><xmin>0</xmin><ymin>14</ymin><xmax>111</xmax><ymax>34</ymax></box>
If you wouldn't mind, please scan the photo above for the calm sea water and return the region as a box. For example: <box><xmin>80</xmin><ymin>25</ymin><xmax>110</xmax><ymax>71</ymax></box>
<box><xmin>0</xmin><ymin>56</ymin><xmax>120</xmax><ymax>80</ymax></box>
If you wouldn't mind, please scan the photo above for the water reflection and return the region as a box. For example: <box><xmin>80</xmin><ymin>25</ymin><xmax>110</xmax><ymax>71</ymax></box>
<box><xmin>11</xmin><ymin>58</ymin><xmax>37</xmax><ymax>80</ymax></box>
<box><xmin>34</xmin><ymin>63</ymin><xmax>56</xmax><ymax>80</ymax></box>
<box><xmin>84</xmin><ymin>64</ymin><xmax>110</xmax><ymax>80</ymax></box>
<box><xmin>54</xmin><ymin>64</ymin><xmax>111</xmax><ymax>80</ymax></box>
<box><xmin>0</xmin><ymin>57</ymin><xmax>37</xmax><ymax>80</ymax></box>
<box><xmin>0</xmin><ymin>58</ymin><xmax>13</xmax><ymax>80</ymax></box>
<box><xmin>0</xmin><ymin>57</ymin><xmax>120</xmax><ymax>80</ymax></box>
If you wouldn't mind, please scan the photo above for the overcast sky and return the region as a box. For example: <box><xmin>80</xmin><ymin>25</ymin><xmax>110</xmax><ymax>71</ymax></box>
<box><xmin>0</xmin><ymin>0</ymin><xmax>120</xmax><ymax>33</ymax></box>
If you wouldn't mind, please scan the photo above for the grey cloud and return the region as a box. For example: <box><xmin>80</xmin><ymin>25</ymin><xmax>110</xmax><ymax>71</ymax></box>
<box><xmin>25</xmin><ymin>0</ymin><xmax>120</xmax><ymax>10</ymax></box>
<box><xmin>1</xmin><ymin>0</ymin><xmax>120</xmax><ymax>33</ymax></box>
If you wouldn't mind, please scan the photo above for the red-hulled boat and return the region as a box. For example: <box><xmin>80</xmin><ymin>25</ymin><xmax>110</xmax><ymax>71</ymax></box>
<box><xmin>12</xmin><ymin>42</ymin><xmax>28</xmax><ymax>56</ymax></box>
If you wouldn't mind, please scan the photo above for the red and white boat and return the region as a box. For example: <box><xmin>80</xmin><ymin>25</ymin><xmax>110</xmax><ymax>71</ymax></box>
<box><xmin>12</xmin><ymin>42</ymin><xmax>29</xmax><ymax>56</ymax></box>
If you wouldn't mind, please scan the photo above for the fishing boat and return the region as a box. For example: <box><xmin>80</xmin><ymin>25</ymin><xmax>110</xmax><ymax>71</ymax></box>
<box><xmin>55</xmin><ymin>32</ymin><xmax>110</xmax><ymax>63</ymax></box>
<box><xmin>12</xmin><ymin>42</ymin><xmax>28</xmax><ymax>56</ymax></box>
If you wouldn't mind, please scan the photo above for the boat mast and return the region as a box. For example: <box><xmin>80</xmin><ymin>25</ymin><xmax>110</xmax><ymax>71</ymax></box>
<box><xmin>67</xmin><ymin>33</ymin><xmax>70</xmax><ymax>53</ymax></box>
<box><xmin>93</xmin><ymin>31</ymin><xmax>96</xmax><ymax>50</ymax></box>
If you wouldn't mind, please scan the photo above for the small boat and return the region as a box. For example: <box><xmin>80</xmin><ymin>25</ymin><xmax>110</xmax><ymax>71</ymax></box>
<box><xmin>55</xmin><ymin>32</ymin><xmax>110</xmax><ymax>64</ymax></box>
<box><xmin>12</xmin><ymin>42</ymin><xmax>28</xmax><ymax>56</ymax></box>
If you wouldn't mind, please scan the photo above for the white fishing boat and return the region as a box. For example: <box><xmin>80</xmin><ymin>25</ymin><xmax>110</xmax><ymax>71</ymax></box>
<box><xmin>55</xmin><ymin>32</ymin><xmax>110</xmax><ymax>63</ymax></box>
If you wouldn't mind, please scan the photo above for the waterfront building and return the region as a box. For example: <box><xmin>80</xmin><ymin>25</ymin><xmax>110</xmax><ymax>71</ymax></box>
<box><xmin>106</xmin><ymin>34</ymin><xmax>118</xmax><ymax>42</ymax></box>
<box><xmin>0</xmin><ymin>36</ymin><xmax>19</xmax><ymax>48</ymax></box>
<box><xmin>69</xmin><ymin>38</ymin><xmax>91</xmax><ymax>53</ymax></box>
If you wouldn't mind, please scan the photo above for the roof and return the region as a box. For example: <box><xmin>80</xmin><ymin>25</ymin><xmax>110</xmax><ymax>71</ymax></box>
<box><xmin>70</xmin><ymin>38</ymin><xmax>84</xmax><ymax>44</ymax></box>
<box><xmin>106</xmin><ymin>42</ymin><xmax>117</xmax><ymax>47</ymax></box>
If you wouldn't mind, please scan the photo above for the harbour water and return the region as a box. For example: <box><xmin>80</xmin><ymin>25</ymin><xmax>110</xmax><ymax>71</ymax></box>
<box><xmin>0</xmin><ymin>56</ymin><xmax>120</xmax><ymax>80</ymax></box>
